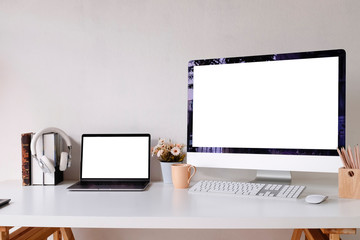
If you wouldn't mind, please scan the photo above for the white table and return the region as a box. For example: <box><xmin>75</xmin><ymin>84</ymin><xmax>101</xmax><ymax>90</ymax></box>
<box><xmin>0</xmin><ymin>177</ymin><xmax>360</xmax><ymax>229</ymax></box>
<box><xmin>0</xmin><ymin>177</ymin><xmax>359</xmax><ymax>239</ymax></box>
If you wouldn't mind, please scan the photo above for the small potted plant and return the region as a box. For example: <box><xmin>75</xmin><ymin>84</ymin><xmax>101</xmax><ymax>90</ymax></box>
<box><xmin>152</xmin><ymin>138</ymin><xmax>186</xmax><ymax>183</ymax></box>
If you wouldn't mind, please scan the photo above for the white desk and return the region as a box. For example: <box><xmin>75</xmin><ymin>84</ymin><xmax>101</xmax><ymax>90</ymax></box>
<box><xmin>0</xmin><ymin>177</ymin><xmax>360</xmax><ymax>230</ymax></box>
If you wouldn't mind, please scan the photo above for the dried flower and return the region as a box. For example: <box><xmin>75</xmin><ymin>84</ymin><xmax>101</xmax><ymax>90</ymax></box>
<box><xmin>157</xmin><ymin>149</ymin><xmax>164</xmax><ymax>158</ymax></box>
<box><xmin>171</xmin><ymin>147</ymin><xmax>181</xmax><ymax>156</ymax></box>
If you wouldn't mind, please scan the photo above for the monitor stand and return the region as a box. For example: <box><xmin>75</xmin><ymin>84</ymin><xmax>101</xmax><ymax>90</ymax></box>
<box><xmin>251</xmin><ymin>170</ymin><xmax>292</xmax><ymax>185</ymax></box>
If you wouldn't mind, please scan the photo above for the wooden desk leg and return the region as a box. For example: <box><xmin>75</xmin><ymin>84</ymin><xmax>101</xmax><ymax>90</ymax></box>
<box><xmin>0</xmin><ymin>227</ymin><xmax>11</xmax><ymax>240</ymax></box>
<box><xmin>8</xmin><ymin>227</ymin><xmax>33</xmax><ymax>240</ymax></box>
<box><xmin>292</xmin><ymin>228</ymin><xmax>357</xmax><ymax>240</ymax></box>
<box><xmin>53</xmin><ymin>229</ymin><xmax>62</xmax><ymax>240</ymax></box>
<box><xmin>60</xmin><ymin>228</ymin><xmax>75</xmax><ymax>240</ymax></box>
<box><xmin>329</xmin><ymin>234</ymin><xmax>339</xmax><ymax>240</ymax></box>
<box><xmin>1</xmin><ymin>227</ymin><xmax>74</xmax><ymax>240</ymax></box>
<box><xmin>304</xmin><ymin>229</ymin><xmax>328</xmax><ymax>240</ymax></box>
<box><xmin>291</xmin><ymin>229</ymin><xmax>304</xmax><ymax>240</ymax></box>
<box><xmin>9</xmin><ymin>227</ymin><xmax>59</xmax><ymax>240</ymax></box>
<box><xmin>321</xmin><ymin>228</ymin><xmax>356</xmax><ymax>240</ymax></box>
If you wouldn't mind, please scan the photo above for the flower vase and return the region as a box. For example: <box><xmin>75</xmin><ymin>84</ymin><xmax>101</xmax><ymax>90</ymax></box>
<box><xmin>160</xmin><ymin>162</ymin><xmax>174</xmax><ymax>184</ymax></box>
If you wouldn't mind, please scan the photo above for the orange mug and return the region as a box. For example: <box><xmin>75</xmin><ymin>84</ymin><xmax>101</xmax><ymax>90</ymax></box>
<box><xmin>171</xmin><ymin>164</ymin><xmax>196</xmax><ymax>189</ymax></box>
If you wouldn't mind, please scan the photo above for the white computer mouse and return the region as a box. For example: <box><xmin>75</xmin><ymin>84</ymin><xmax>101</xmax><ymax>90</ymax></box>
<box><xmin>305</xmin><ymin>194</ymin><xmax>328</xmax><ymax>204</ymax></box>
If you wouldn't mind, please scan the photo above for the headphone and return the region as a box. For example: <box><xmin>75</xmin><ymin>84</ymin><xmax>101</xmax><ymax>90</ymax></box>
<box><xmin>30</xmin><ymin>127</ymin><xmax>72</xmax><ymax>173</ymax></box>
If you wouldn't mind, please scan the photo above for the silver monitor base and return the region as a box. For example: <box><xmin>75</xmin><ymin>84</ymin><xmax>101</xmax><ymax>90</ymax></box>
<box><xmin>251</xmin><ymin>170</ymin><xmax>292</xmax><ymax>185</ymax></box>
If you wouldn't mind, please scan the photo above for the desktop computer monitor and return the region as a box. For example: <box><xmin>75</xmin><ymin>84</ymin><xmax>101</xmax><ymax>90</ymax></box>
<box><xmin>187</xmin><ymin>49</ymin><xmax>345</xmax><ymax>183</ymax></box>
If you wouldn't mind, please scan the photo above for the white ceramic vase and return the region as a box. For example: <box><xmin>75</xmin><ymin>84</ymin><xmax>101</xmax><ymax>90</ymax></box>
<box><xmin>160</xmin><ymin>162</ymin><xmax>174</xmax><ymax>184</ymax></box>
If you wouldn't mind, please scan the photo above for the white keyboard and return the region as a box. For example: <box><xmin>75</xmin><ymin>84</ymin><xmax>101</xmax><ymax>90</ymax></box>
<box><xmin>189</xmin><ymin>180</ymin><xmax>305</xmax><ymax>199</ymax></box>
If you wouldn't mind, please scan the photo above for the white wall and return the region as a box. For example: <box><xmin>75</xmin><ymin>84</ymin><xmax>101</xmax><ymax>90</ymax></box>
<box><xmin>1</xmin><ymin>0</ymin><xmax>360</xmax><ymax>239</ymax></box>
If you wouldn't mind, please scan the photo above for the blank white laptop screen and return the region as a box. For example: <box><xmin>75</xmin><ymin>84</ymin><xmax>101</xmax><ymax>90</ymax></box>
<box><xmin>81</xmin><ymin>136</ymin><xmax>149</xmax><ymax>179</ymax></box>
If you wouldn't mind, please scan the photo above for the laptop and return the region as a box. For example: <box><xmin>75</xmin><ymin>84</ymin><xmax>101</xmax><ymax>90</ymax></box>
<box><xmin>68</xmin><ymin>133</ymin><xmax>150</xmax><ymax>191</ymax></box>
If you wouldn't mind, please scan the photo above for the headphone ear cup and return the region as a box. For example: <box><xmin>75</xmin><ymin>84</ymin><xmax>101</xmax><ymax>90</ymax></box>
<box><xmin>59</xmin><ymin>152</ymin><xmax>68</xmax><ymax>171</ymax></box>
<box><xmin>40</xmin><ymin>155</ymin><xmax>55</xmax><ymax>173</ymax></box>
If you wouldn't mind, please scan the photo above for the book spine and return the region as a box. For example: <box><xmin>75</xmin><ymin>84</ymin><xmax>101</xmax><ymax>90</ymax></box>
<box><xmin>43</xmin><ymin>133</ymin><xmax>63</xmax><ymax>185</ymax></box>
<box><xmin>31</xmin><ymin>135</ymin><xmax>44</xmax><ymax>185</ymax></box>
<box><xmin>21</xmin><ymin>133</ymin><xmax>32</xmax><ymax>186</ymax></box>
<box><xmin>55</xmin><ymin>134</ymin><xmax>64</xmax><ymax>184</ymax></box>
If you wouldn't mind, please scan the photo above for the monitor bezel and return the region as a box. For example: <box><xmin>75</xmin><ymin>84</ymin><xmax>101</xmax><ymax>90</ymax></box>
<box><xmin>187</xmin><ymin>49</ymin><xmax>345</xmax><ymax>161</ymax></box>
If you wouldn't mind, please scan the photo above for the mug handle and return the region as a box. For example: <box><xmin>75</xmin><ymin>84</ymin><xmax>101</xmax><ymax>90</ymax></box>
<box><xmin>187</xmin><ymin>165</ymin><xmax>197</xmax><ymax>184</ymax></box>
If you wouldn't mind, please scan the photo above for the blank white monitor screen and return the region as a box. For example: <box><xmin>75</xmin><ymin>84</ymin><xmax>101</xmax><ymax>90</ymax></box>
<box><xmin>81</xmin><ymin>136</ymin><xmax>149</xmax><ymax>179</ymax></box>
<box><xmin>192</xmin><ymin>57</ymin><xmax>339</xmax><ymax>150</ymax></box>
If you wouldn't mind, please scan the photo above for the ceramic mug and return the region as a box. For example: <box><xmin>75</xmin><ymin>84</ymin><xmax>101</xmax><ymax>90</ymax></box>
<box><xmin>171</xmin><ymin>164</ymin><xmax>196</xmax><ymax>189</ymax></box>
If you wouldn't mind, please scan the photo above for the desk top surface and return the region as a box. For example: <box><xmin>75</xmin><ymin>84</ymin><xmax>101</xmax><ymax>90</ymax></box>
<box><xmin>0</xmin><ymin>177</ymin><xmax>360</xmax><ymax>229</ymax></box>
